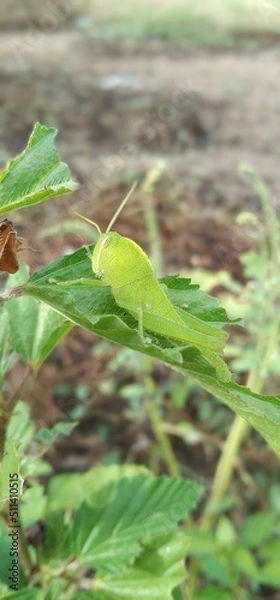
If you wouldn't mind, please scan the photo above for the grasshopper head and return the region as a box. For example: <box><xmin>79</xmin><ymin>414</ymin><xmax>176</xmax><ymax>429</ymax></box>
<box><xmin>91</xmin><ymin>232</ymin><xmax>121</xmax><ymax>283</ymax></box>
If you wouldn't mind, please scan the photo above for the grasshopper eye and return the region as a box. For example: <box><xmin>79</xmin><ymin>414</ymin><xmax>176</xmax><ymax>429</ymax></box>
<box><xmin>101</xmin><ymin>235</ymin><xmax>111</xmax><ymax>250</ymax></box>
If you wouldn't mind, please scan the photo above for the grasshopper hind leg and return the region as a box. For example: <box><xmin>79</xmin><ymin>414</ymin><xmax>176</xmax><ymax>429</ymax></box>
<box><xmin>202</xmin><ymin>348</ymin><xmax>231</xmax><ymax>383</ymax></box>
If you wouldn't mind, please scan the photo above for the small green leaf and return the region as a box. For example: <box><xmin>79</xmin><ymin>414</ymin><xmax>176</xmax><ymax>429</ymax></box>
<box><xmin>233</xmin><ymin>546</ymin><xmax>258</xmax><ymax>578</ymax></box>
<box><xmin>186</xmin><ymin>530</ymin><xmax>216</xmax><ymax>556</ymax></box>
<box><xmin>5</xmin><ymin>401</ymin><xmax>52</xmax><ymax>479</ymax></box>
<box><xmin>71</xmin><ymin>475</ymin><xmax>202</xmax><ymax>569</ymax></box>
<box><xmin>43</xmin><ymin>579</ymin><xmax>69</xmax><ymax>600</ymax></box>
<box><xmin>0</xmin><ymin>438</ymin><xmax>22</xmax><ymax>505</ymax></box>
<box><xmin>199</xmin><ymin>553</ymin><xmax>232</xmax><ymax>587</ymax></box>
<box><xmin>7</xmin><ymin>296</ymin><xmax>72</xmax><ymax>369</ymax></box>
<box><xmin>215</xmin><ymin>516</ymin><xmax>236</xmax><ymax>546</ymax></box>
<box><xmin>194</xmin><ymin>585</ymin><xmax>233</xmax><ymax>600</ymax></box>
<box><xmin>93</xmin><ymin>532</ymin><xmax>190</xmax><ymax>600</ymax></box>
<box><xmin>260</xmin><ymin>537</ymin><xmax>280</xmax><ymax>560</ymax></box>
<box><xmin>47</xmin><ymin>465</ymin><xmax>149</xmax><ymax>512</ymax></box>
<box><xmin>6</xmin><ymin>263</ymin><xmax>72</xmax><ymax>369</ymax></box>
<box><xmin>0</xmin><ymin>307</ymin><xmax>14</xmax><ymax>387</ymax></box>
<box><xmin>35</xmin><ymin>422</ymin><xmax>77</xmax><ymax>448</ymax></box>
<box><xmin>6</xmin><ymin>402</ymin><xmax>34</xmax><ymax>455</ymax></box>
<box><xmin>21</xmin><ymin>485</ymin><xmax>47</xmax><ymax>527</ymax></box>
<box><xmin>0</xmin><ymin>307</ymin><xmax>9</xmax><ymax>365</ymax></box>
<box><xmin>257</xmin><ymin>561</ymin><xmax>280</xmax><ymax>587</ymax></box>
<box><xmin>0</xmin><ymin>123</ymin><xmax>77</xmax><ymax>215</ymax></box>
<box><xmin>241</xmin><ymin>511</ymin><xmax>278</xmax><ymax>549</ymax></box>
<box><xmin>39</xmin><ymin>511</ymin><xmax>72</xmax><ymax>564</ymax></box>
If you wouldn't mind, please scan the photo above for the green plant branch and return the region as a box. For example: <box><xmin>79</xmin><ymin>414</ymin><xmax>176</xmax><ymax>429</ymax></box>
<box><xmin>148</xmin><ymin>397</ymin><xmax>180</xmax><ymax>477</ymax></box>
<box><xmin>252</xmin><ymin>173</ymin><xmax>279</xmax><ymax>267</ymax></box>
<box><xmin>0</xmin><ymin>286</ymin><xmax>24</xmax><ymax>305</ymax></box>
<box><xmin>0</xmin><ymin>394</ymin><xmax>9</xmax><ymax>461</ymax></box>
<box><xmin>17</xmin><ymin>518</ymin><xmax>34</xmax><ymax>577</ymax></box>
<box><xmin>6</xmin><ymin>367</ymin><xmax>34</xmax><ymax>415</ymax></box>
<box><xmin>141</xmin><ymin>162</ymin><xmax>165</xmax><ymax>277</ymax></box>
<box><xmin>0</xmin><ymin>368</ymin><xmax>34</xmax><ymax>460</ymax></box>
<box><xmin>201</xmin><ymin>415</ymin><xmax>249</xmax><ymax>533</ymax></box>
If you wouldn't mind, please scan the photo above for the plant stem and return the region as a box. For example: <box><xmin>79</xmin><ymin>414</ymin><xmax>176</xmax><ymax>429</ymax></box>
<box><xmin>200</xmin><ymin>346</ymin><xmax>269</xmax><ymax>535</ymax></box>
<box><xmin>142</xmin><ymin>161</ymin><xmax>165</xmax><ymax>277</ymax></box>
<box><xmin>0</xmin><ymin>367</ymin><xmax>34</xmax><ymax>461</ymax></box>
<box><xmin>187</xmin><ymin>316</ymin><xmax>279</xmax><ymax>598</ymax></box>
<box><xmin>201</xmin><ymin>415</ymin><xmax>249</xmax><ymax>532</ymax></box>
<box><xmin>18</xmin><ymin>520</ymin><xmax>34</xmax><ymax>576</ymax></box>
<box><xmin>186</xmin><ymin>412</ymin><xmax>250</xmax><ymax>598</ymax></box>
<box><xmin>0</xmin><ymin>395</ymin><xmax>9</xmax><ymax>461</ymax></box>
<box><xmin>6</xmin><ymin>367</ymin><xmax>33</xmax><ymax>414</ymax></box>
<box><xmin>148</xmin><ymin>398</ymin><xmax>180</xmax><ymax>477</ymax></box>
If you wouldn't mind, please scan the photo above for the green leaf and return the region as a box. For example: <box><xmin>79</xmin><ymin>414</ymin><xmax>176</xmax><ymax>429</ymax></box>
<box><xmin>241</xmin><ymin>511</ymin><xmax>278</xmax><ymax>549</ymax></box>
<box><xmin>0</xmin><ymin>123</ymin><xmax>77</xmax><ymax>215</ymax></box>
<box><xmin>35</xmin><ymin>422</ymin><xmax>77</xmax><ymax>448</ymax></box>
<box><xmin>5</xmin><ymin>401</ymin><xmax>52</xmax><ymax>479</ymax></box>
<box><xmin>194</xmin><ymin>586</ymin><xmax>233</xmax><ymax>600</ymax></box>
<box><xmin>0</xmin><ymin>306</ymin><xmax>14</xmax><ymax>387</ymax></box>
<box><xmin>233</xmin><ymin>546</ymin><xmax>258</xmax><ymax>579</ymax></box>
<box><xmin>257</xmin><ymin>561</ymin><xmax>280</xmax><ymax>587</ymax></box>
<box><xmin>20</xmin><ymin>247</ymin><xmax>229</xmax><ymax>374</ymax></box>
<box><xmin>160</xmin><ymin>276</ymin><xmax>234</xmax><ymax>327</ymax></box>
<box><xmin>43</xmin><ymin>580</ymin><xmax>69</xmax><ymax>600</ymax></box>
<box><xmin>172</xmin><ymin>587</ymin><xmax>184</xmax><ymax>600</ymax></box>
<box><xmin>0</xmin><ymin>438</ymin><xmax>22</xmax><ymax>505</ymax></box>
<box><xmin>215</xmin><ymin>517</ymin><xmax>236</xmax><ymax>547</ymax></box>
<box><xmin>186</xmin><ymin>531</ymin><xmax>216</xmax><ymax>556</ymax></box>
<box><xmin>199</xmin><ymin>553</ymin><xmax>232</xmax><ymax>587</ymax></box>
<box><xmin>6</xmin><ymin>402</ymin><xmax>35</xmax><ymax>455</ymax></box>
<box><xmin>71</xmin><ymin>475</ymin><xmax>202</xmax><ymax>570</ymax></box>
<box><xmin>0</xmin><ymin>307</ymin><xmax>9</xmax><ymax>365</ymax></box>
<box><xmin>5</xmin><ymin>264</ymin><xmax>72</xmax><ymax>369</ymax></box>
<box><xmin>21</xmin><ymin>248</ymin><xmax>280</xmax><ymax>456</ymax></box>
<box><xmin>20</xmin><ymin>485</ymin><xmax>47</xmax><ymax>527</ymax></box>
<box><xmin>260</xmin><ymin>537</ymin><xmax>280</xmax><ymax>560</ymax></box>
<box><xmin>47</xmin><ymin>465</ymin><xmax>149</xmax><ymax>512</ymax></box>
<box><xmin>7</xmin><ymin>294</ymin><xmax>72</xmax><ymax>369</ymax></box>
<box><xmin>92</xmin><ymin>532</ymin><xmax>190</xmax><ymax>600</ymax></box>
<box><xmin>39</xmin><ymin>511</ymin><xmax>72</xmax><ymax>564</ymax></box>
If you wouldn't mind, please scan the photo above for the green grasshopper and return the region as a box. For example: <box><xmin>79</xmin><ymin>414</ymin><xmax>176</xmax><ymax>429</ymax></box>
<box><xmin>76</xmin><ymin>184</ymin><xmax>231</xmax><ymax>382</ymax></box>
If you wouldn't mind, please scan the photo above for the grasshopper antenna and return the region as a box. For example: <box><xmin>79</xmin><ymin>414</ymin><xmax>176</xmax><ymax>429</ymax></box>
<box><xmin>74</xmin><ymin>181</ymin><xmax>137</xmax><ymax>235</ymax></box>
<box><xmin>106</xmin><ymin>181</ymin><xmax>137</xmax><ymax>232</ymax></box>
<box><xmin>74</xmin><ymin>213</ymin><xmax>102</xmax><ymax>236</ymax></box>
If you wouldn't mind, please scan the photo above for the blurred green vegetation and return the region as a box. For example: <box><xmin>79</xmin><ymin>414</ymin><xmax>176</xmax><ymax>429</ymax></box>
<box><xmin>92</xmin><ymin>0</ymin><xmax>280</xmax><ymax>47</ymax></box>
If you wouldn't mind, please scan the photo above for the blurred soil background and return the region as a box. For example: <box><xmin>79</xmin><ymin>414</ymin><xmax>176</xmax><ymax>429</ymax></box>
<box><xmin>0</xmin><ymin>0</ymin><xmax>279</xmax><ymax>485</ymax></box>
